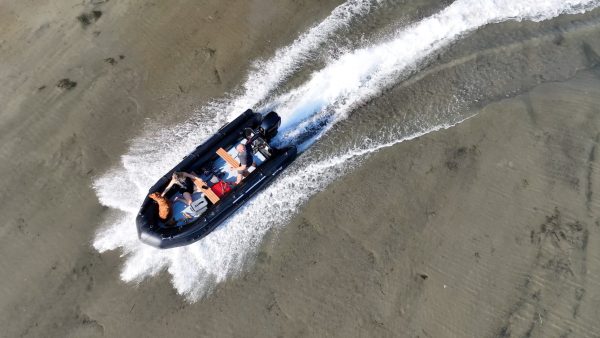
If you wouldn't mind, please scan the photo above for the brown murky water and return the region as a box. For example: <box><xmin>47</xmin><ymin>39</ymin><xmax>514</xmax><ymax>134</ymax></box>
<box><xmin>2</xmin><ymin>0</ymin><xmax>600</xmax><ymax>336</ymax></box>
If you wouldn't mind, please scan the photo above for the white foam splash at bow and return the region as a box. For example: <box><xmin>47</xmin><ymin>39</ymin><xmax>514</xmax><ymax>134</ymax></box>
<box><xmin>93</xmin><ymin>0</ymin><xmax>600</xmax><ymax>301</ymax></box>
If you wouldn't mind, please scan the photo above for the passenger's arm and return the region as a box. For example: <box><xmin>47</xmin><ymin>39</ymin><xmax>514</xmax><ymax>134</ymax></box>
<box><xmin>182</xmin><ymin>172</ymin><xmax>207</xmax><ymax>189</ymax></box>
<box><xmin>160</xmin><ymin>179</ymin><xmax>176</xmax><ymax>197</ymax></box>
<box><xmin>181</xmin><ymin>172</ymin><xmax>198</xmax><ymax>180</ymax></box>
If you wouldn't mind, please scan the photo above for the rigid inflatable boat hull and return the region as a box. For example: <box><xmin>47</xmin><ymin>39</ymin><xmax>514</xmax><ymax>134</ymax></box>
<box><xmin>135</xmin><ymin>110</ymin><xmax>297</xmax><ymax>249</ymax></box>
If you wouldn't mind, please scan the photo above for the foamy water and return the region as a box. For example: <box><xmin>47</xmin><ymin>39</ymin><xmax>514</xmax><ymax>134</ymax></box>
<box><xmin>93</xmin><ymin>0</ymin><xmax>600</xmax><ymax>301</ymax></box>
<box><xmin>227</xmin><ymin>0</ymin><xmax>381</xmax><ymax>114</ymax></box>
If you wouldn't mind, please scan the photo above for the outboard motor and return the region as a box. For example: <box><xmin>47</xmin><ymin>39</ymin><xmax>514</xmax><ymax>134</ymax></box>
<box><xmin>259</xmin><ymin>111</ymin><xmax>281</xmax><ymax>140</ymax></box>
<box><xmin>244</xmin><ymin>126</ymin><xmax>273</xmax><ymax>157</ymax></box>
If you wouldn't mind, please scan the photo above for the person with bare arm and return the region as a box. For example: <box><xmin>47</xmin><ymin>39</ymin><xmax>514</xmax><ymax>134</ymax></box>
<box><xmin>160</xmin><ymin>172</ymin><xmax>193</xmax><ymax>205</ymax></box>
<box><xmin>232</xmin><ymin>144</ymin><xmax>254</xmax><ymax>184</ymax></box>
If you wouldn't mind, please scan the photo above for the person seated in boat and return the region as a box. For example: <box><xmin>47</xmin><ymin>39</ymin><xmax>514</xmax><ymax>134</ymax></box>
<box><xmin>179</xmin><ymin>172</ymin><xmax>211</xmax><ymax>190</ymax></box>
<box><xmin>160</xmin><ymin>172</ymin><xmax>194</xmax><ymax>206</ymax></box>
<box><xmin>232</xmin><ymin>143</ymin><xmax>254</xmax><ymax>184</ymax></box>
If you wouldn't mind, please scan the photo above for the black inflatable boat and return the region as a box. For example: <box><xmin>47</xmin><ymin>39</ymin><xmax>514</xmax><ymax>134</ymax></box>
<box><xmin>136</xmin><ymin>109</ymin><xmax>297</xmax><ymax>249</ymax></box>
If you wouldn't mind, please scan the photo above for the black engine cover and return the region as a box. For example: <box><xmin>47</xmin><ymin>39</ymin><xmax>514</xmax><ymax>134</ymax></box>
<box><xmin>260</xmin><ymin>111</ymin><xmax>281</xmax><ymax>140</ymax></box>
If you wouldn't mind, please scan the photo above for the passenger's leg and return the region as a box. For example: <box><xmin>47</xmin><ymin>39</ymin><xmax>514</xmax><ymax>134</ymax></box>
<box><xmin>182</xmin><ymin>192</ymin><xmax>193</xmax><ymax>205</ymax></box>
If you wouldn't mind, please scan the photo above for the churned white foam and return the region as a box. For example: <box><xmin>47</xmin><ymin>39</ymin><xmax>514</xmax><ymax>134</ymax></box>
<box><xmin>104</xmin><ymin>0</ymin><xmax>377</xmax><ymax>182</ymax></box>
<box><xmin>226</xmin><ymin>0</ymin><xmax>380</xmax><ymax>116</ymax></box>
<box><xmin>271</xmin><ymin>0</ymin><xmax>600</xmax><ymax>147</ymax></box>
<box><xmin>93</xmin><ymin>0</ymin><xmax>377</xmax><ymax>299</ymax></box>
<box><xmin>96</xmin><ymin>116</ymin><xmax>471</xmax><ymax>301</ymax></box>
<box><xmin>93</xmin><ymin>0</ymin><xmax>600</xmax><ymax>302</ymax></box>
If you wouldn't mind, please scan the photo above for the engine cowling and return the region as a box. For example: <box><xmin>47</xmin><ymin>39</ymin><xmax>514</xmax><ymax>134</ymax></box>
<box><xmin>259</xmin><ymin>111</ymin><xmax>281</xmax><ymax>140</ymax></box>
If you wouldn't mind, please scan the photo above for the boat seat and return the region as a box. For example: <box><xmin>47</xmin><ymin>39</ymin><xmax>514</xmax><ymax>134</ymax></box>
<box><xmin>191</xmin><ymin>177</ymin><xmax>220</xmax><ymax>204</ymax></box>
<box><xmin>216</xmin><ymin>148</ymin><xmax>240</xmax><ymax>168</ymax></box>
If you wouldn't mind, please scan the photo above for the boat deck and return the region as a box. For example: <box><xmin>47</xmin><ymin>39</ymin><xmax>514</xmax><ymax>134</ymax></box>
<box><xmin>169</xmin><ymin>139</ymin><xmax>266</xmax><ymax>226</ymax></box>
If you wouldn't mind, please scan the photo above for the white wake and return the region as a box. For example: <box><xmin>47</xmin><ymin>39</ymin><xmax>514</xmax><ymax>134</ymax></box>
<box><xmin>93</xmin><ymin>0</ymin><xmax>600</xmax><ymax>301</ymax></box>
